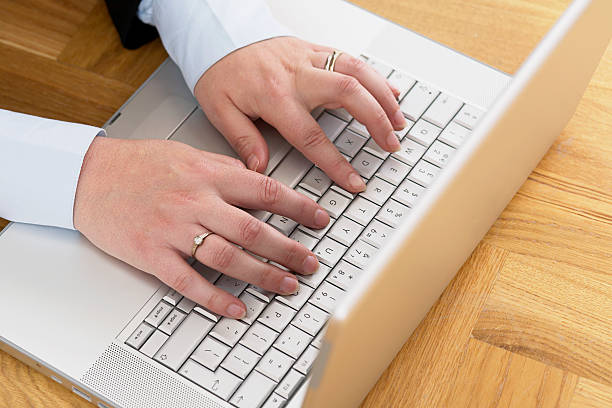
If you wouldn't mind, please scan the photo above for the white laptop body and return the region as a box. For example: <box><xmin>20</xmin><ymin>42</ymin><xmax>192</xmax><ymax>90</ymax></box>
<box><xmin>0</xmin><ymin>1</ymin><xmax>609</xmax><ymax>407</ymax></box>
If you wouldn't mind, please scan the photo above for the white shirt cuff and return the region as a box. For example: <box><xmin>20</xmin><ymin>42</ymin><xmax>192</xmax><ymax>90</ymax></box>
<box><xmin>138</xmin><ymin>0</ymin><xmax>293</xmax><ymax>92</ymax></box>
<box><xmin>0</xmin><ymin>109</ymin><xmax>103</xmax><ymax>230</ymax></box>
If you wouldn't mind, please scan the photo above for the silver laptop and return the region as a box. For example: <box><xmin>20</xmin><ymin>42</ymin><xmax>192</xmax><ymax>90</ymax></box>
<box><xmin>1</xmin><ymin>1</ymin><xmax>610</xmax><ymax>407</ymax></box>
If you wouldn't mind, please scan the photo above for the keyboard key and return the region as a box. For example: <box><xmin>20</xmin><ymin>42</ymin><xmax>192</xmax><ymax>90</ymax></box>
<box><xmin>269</xmin><ymin>148</ymin><xmax>312</xmax><ymax>188</ymax></box>
<box><xmin>256</xmin><ymin>347</ymin><xmax>295</xmax><ymax>382</ymax></box>
<box><xmin>239</xmin><ymin>292</ymin><xmax>266</xmax><ymax>325</ymax></box>
<box><xmin>297</xmin><ymin>217</ymin><xmax>334</xmax><ymax>239</ymax></box>
<box><xmin>246</xmin><ymin>285</ymin><xmax>276</xmax><ymax>303</ymax></box>
<box><xmin>154</xmin><ymin>312</ymin><xmax>214</xmax><ymax>371</ymax></box>
<box><xmin>351</xmin><ymin>150</ymin><xmax>383</xmax><ymax>179</ymax></box>
<box><xmin>294</xmin><ymin>345</ymin><xmax>319</xmax><ymax>375</ymax></box>
<box><xmin>360</xmin><ymin>219</ymin><xmax>395</xmax><ymax>249</ymax></box>
<box><xmin>408</xmin><ymin>159</ymin><xmax>441</xmax><ymax>187</ymax></box>
<box><xmin>299</xmin><ymin>166</ymin><xmax>332</xmax><ymax>196</ymax></box>
<box><xmin>276</xmin><ymin>369</ymin><xmax>305</xmax><ymax>400</ymax></box>
<box><xmin>221</xmin><ymin>343</ymin><xmax>260</xmax><ymax>379</ymax></box>
<box><xmin>362</xmin><ymin>137</ymin><xmax>390</xmax><ymax>159</ymax></box>
<box><xmin>318</xmin><ymin>189</ymin><xmax>351</xmax><ymax>218</ymax></box>
<box><xmin>365</xmin><ymin>57</ymin><xmax>394</xmax><ymax>78</ymax></box>
<box><xmin>328</xmin><ymin>261</ymin><xmax>361</xmax><ymax>290</ymax></box>
<box><xmin>210</xmin><ymin>318</ymin><xmax>249</xmax><ymax>347</ymax></box>
<box><xmin>258</xmin><ymin>301</ymin><xmax>296</xmax><ymax>332</ymax></box>
<box><xmin>274</xmin><ymin>325</ymin><xmax>312</xmax><ymax>359</ymax></box>
<box><xmin>177</xmin><ymin>297</ymin><xmax>196</xmax><ymax>313</ymax></box>
<box><xmin>310</xmin><ymin>281</ymin><xmax>345</xmax><ymax>313</ymax></box>
<box><xmin>344</xmin><ymin>196</ymin><xmax>379</xmax><ymax>226</ymax></box>
<box><xmin>295</xmin><ymin>186</ymin><xmax>319</xmax><ymax>203</ymax></box>
<box><xmin>298</xmin><ymin>263</ymin><xmax>330</xmax><ymax>289</ymax></box>
<box><xmin>215</xmin><ymin>275</ymin><xmax>248</xmax><ymax>297</ymax></box>
<box><xmin>439</xmin><ymin>121</ymin><xmax>471</xmax><ymax>148</ymax></box>
<box><xmin>262</xmin><ymin>393</ymin><xmax>286</xmax><ymax>408</ymax></box>
<box><xmin>360</xmin><ymin>177</ymin><xmax>395</xmax><ymax>206</ymax></box>
<box><xmin>313</xmin><ymin>237</ymin><xmax>347</xmax><ymax>267</ymax></box>
<box><xmin>376</xmin><ymin>157</ymin><xmax>411</xmax><ymax>185</ymax></box>
<box><xmin>393</xmin><ymin>138</ymin><xmax>426</xmax><ymax>166</ymax></box>
<box><xmin>317</xmin><ymin>112</ymin><xmax>347</xmax><ymax>142</ymax></box>
<box><xmin>344</xmin><ymin>240</ymin><xmax>378</xmax><ymax>269</ymax></box>
<box><xmin>347</xmin><ymin>119</ymin><xmax>369</xmax><ymax>138</ymax></box>
<box><xmin>394</xmin><ymin>179</ymin><xmax>426</xmax><ymax>208</ymax></box>
<box><xmin>240</xmin><ymin>322</ymin><xmax>279</xmax><ymax>355</ymax></box>
<box><xmin>191</xmin><ymin>336</ymin><xmax>230</xmax><ymax>371</ymax></box>
<box><xmin>163</xmin><ymin>288</ymin><xmax>183</xmax><ymax>306</ymax></box>
<box><xmin>159</xmin><ymin>309</ymin><xmax>186</xmax><ymax>335</ymax></box>
<box><xmin>387</xmin><ymin>69</ymin><xmax>416</xmax><ymax>99</ymax></box>
<box><xmin>327</xmin><ymin>107</ymin><xmax>352</xmax><ymax>122</ymax></box>
<box><xmin>248</xmin><ymin>209</ymin><xmax>272</xmax><ymax>222</ymax></box>
<box><xmin>140</xmin><ymin>330</ymin><xmax>168</xmax><ymax>358</ymax></box>
<box><xmin>334</xmin><ymin>129</ymin><xmax>367</xmax><ymax>157</ymax></box>
<box><xmin>145</xmin><ymin>301</ymin><xmax>173</xmax><ymax>327</ymax></box>
<box><xmin>422</xmin><ymin>93</ymin><xmax>463</xmax><ymax>127</ymax></box>
<box><xmin>230</xmin><ymin>370</ymin><xmax>277</xmax><ymax>408</ymax></box>
<box><xmin>376</xmin><ymin>199</ymin><xmax>410</xmax><ymax>228</ymax></box>
<box><xmin>276</xmin><ymin>283</ymin><xmax>314</xmax><ymax>311</ymax></box>
<box><xmin>424</xmin><ymin>140</ymin><xmax>455</xmax><ymax>168</ymax></box>
<box><xmin>289</xmin><ymin>229</ymin><xmax>318</xmax><ymax>251</ymax></box>
<box><xmin>179</xmin><ymin>360</ymin><xmax>241</xmax><ymax>401</ymax></box>
<box><xmin>327</xmin><ymin>216</ymin><xmax>364</xmax><ymax>247</ymax></box>
<box><xmin>194</xmin><ymin>305</ymin><xmax>221</xmax><ymax>323</ymax></box>
<box><xmin>293</xmin><ymin>303</ymin><xmax>329</xmax><ymax>336</ymax></box>
<box><xmin>407</xmin><ymin>119</ymin><xmax>442</xmax><ymax>147</ymax></box>
<box><xmin>454</xmin><ymin>104</ymin><xmax>485</xmax><ymax>130</ymax></box>
<box><xmin>126</xmin><ymin>323</ymin><xmax>154</xmax><ymax>350</ymax></box>
<box><xmin>311</xmin><ymin>329</ymin><xmax>326</xmax><ymax>349</ymax></box>
<box><xmin>330</xmin><ymin>184</ymin><xmax>355</xmax><ymax>199</ymax></box>
<box><xmin>268</xmin><ymin>214</ymin><xmax>298</xmax><ymax>236</ymax></box>
<box><xmin>400</xmin><ymin>82</ymin><xmax>439</xmax><ymax>121</ymax></box>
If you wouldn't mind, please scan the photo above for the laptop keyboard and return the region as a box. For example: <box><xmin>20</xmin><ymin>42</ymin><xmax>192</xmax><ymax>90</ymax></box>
<box><xmin>124</xmin><ymin>55</ymin><xmax>485</xmax><ymax>408</ymax></box>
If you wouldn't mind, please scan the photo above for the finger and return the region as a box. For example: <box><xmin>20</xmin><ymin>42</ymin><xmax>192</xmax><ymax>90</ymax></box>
<box><xmin>265</xmin><ymin>102</ymin><xmax>366</xmax><ymax>192</ymax></box>
<box><xmin>184</xmin><ymin>226</ymin><xmax>300</xmax><ymax>295</ymax></box>
<box><xmin>152</xmin><ymin>250</ymin><xmax>247</xmax><ymax>319</ymax></box>
<box><xmin>201</xmin><ymin>150</ymin><xmax>246</xmax><ymax>169</ymax></box>
<box><xmin>304</xmin><ymin>68</ymin><xmax>401</xmax><ymax>152</ymax></box>
<box><xmin>199</xmin><ymin>201</ymin><xmax>320</xmax><ymax>275</ymax></box>
<box><xmin>205</xmin><ymin>100</ymin><xmax>269</xmax><ymax>172</ymax></box>
<box><xmin>215</xmin><ymin>166</ymin><xmax>330</xmax><ymax>229</ymax></box>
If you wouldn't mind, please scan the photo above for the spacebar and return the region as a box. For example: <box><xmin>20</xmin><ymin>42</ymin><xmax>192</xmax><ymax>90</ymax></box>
<box><xmin>268</xmin><ymin>148</ymin><xmax>313</xmax><ymax>188</ymax></box>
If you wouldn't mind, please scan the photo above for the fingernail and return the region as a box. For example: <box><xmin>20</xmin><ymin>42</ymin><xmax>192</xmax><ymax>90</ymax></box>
<box><xmin>280</xmin><ymin>276</ymin><xmax>299</xmax><ymax>294</ymax></box>
<box><xmin>247</xmin><ymin>155</ymin><xmax>259</xmax><ymax>171</ymax></box>
<box><xmin>386</xmin><ymin>132</ymin><xmax>401</xmax><ymax>152</ymax></box>
<box><xmin>302</xmin><ymin>255</ymin><xmax>319</xmax><ymax>274</ymax></box>
<box><xmin>349</xmin><ymin>173</ymin><xmax>366</xmax><ymax>191</ymax></box>
<box><xmin>393</xmin><ymin>110</ymin><xmax>407</xmax><ymax>129</ymax></box>
<box><xmin>227</xmin><ymin>303</ymin><xmax>246</xmax><ymax>319</ymax></box>
<box><xmin>314</xmin><ymin>209</ymin><xmax>329</xmax><ymax>228</ymax></box>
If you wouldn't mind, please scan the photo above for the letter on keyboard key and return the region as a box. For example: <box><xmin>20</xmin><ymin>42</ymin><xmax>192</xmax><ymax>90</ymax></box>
<box><xmin>424</xmin><ymin>140</ymin><xmax>456</xmax><ymax>168</ymax></box>
<box><xmin>317</xmin><ymin>112</ymin><xmax>347</xmax><ymax>142</ymax></box>
<box><xmin>257</xmin><ymin>301</ymin><xmax>296</xmax><ymax>332</ymax></box>
<box><xmin>360</xmin><ymin>177</ymin><xmax>395</xmax><ymax>206</ymax></box>
<box><xmin>454</xmin><ymin>104</ymin><xmax>485</xmax><ymax>130</ymax></box>
<box><xmin>360</xmin><ymin>219</ymin><xmax>395</xmax><ymax>249</ymax></box>
<box><xmin>191</xmin><ymin>336</ymin><xmax>230</xmax><ymax>371</ymax></box>
<box><xmin>422</xmin><ymin>93</ymin><xmax>463</xmax><ymax>128</ymax></box>
<box><xmin>328</xmin><ymin>260</ymin><xmax>362</xmax><ymax>290</ymax></box>
<box><xmin>439</xmin><ymin>121</ymin><xmax>471</xmax><ymax>148</ymax></box>
<box><xmin>393</xmin><ymin>138</ymin><xmax>426</xmax><ymax>167</ymax></box>
<box><xmin>318</xmin><ymin>189</ymin><xmax>351</xmax><ymax>218</ymax></box>
<box><xmin>256</xmin><ymin>347</ymin><xmax>295</xmax><ymax>382</ymax></box>
<box><xmin>240</xmin><ymin>322</ymin><xmax>279</xmax><ymax>355</ymax></box>
<box><xmin>159</xmin><ymin>309</ymin><xmax>186</xmax><ymax>335</ymax></box>
<box><xmin>221</xmin><ymin>343</ymin><xmax>260</xmax><ymax>379</ymax></box>
<box><xmin>334</xmin><ymin>129</ymin><xmax>367</xmax><ymax>157</ymax></box>
<box><xmin>407</xmin><ymin>119</ymin><xmax>442</xmax><ymax>147</ymax></box>
<box><xmin>274</xmin><ymin>325</ymin><xmax>312</xmax><ymax>359</ymax></box>
<box><xmin>210</xmin><ymin>318</ymin><xmax>249</xmax><ymax>347</ymax></box>
<box><xmin>267</xmin><ymin>214</ymin><xmax>298</xmax><ymax>236</ymax></box>
<box><xmin>400</xmin><ymin>82</ymin><xmax>439</xmax><ymax>121</ymax></box>
<box><xmin>126</xmin><ymin>323</ymin><xmax>154</xmax><ymax>349</ymax></box>
<box><xmin>230</xmin><ymin>370</ymin><xmax>277</xmax><ymax>408</ymax></box>
<box><xmin>310</xmin><ymin>281</ymin><xmax>345</xmax><ymax>313</ymax></box>
<box><xmin>394</xmin><ymin>179</ymin><xmax>426</xmax><ymax>208</ymax></box>
<box><xmin>154</xmin><ymin>312</ymin><xmax>214</xmax><ymax>371</ymax></box>
<box><xmin>351</xmin><ymin>150</ymin><xmax>383</xmax><ymax>179</ymax></box>
<box><xmin>293</xmin><ymin>303</ymin><xmax>329</xmax><ymax>336</ymax></box>
<box><xmin>344</xmin><ymin>240</ymin><xmax>378</xmax><ymax>269</ymax></box>
<box><xmin>376</xmin><ymin>157</ymin><xmax>411</xmax><ymax>186</ymax></box>
<box><xmin>376</xmin><ymin>199</ymin><xmax>410</xmax><ymax>228</ymax></box>
<box><xmin>179</xmin><ymin>360</ymin><xmax>240</xmax><ymax>400</ymax></box>
<box><xmin>299</xmin><ymin>166</ymin><xmax>332</xmax><ymax>196</ymax></box>
<box><xmin>145</xmin><ymin>301</ymin><xmax>173</xmax><ymax>327</ymax></box>
<box><xmin>344</xmin><ymin>196</ymin><xmax>379</xmax><ymax>226</ymax></box>
<box><xmin>327</xmin><ymin>216</ymin><xmax>364</xmax><ymax>247</ymax></box>
<box><xmin>276</xmin><ymin>369</ymin><xmax>306</xmax><ymax>400</ymax></box>
<box><xmin>408</xmin><ymin>160</ymin><xmax>441</xmax><ymax>187</ymax></box>
<box><xmin>313</xmin><ymin>237</ymin><xmax>347</xmax><ymax>267</ymax></box>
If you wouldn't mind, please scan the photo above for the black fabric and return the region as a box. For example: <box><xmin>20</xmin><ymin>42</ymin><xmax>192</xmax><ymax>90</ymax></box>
<box><xmin>104</xmin><ymin>0</ymin><xmax>159</xmax><ymax>49</ymax></box>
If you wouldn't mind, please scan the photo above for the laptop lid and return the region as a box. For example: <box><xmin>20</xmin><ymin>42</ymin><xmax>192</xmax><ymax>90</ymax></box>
<box><xmin>302</xmin><ymin>0</ymin><xmax>612</xmax><ymax>406</ymax></box>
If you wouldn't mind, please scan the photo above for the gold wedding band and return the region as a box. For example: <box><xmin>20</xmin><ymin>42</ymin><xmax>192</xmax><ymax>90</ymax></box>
<box><xmin>192</xmin><ymin>232</ymin><xmax>214</xmax><ymax>257</ymax></box>
<box><xmin>324</xmin><ymin>50</ymin><xmax>343</xmax><ymax>72</ymax></box>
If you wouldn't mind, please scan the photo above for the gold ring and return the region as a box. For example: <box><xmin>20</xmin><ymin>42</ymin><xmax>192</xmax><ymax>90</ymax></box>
<box><xmin>192</xmin><ymin>232</ymin><xmax>214</xmax><ymax>258</ymax></box>
<box><xmin>324</xmin><ymin>50</ymin><xmax>343</xmax><ymax>72</ymax></box>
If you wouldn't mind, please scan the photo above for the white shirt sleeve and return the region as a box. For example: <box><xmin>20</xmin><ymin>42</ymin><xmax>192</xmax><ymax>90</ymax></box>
<box><xmin>138</xmin><ymin>0</ymin><xmax>292</xmax><ymax>92</ymax></box>
<box><xmin>0</xmin><ymin>109</ymin><xmax>103</xmax><ymax>230</ymax></box>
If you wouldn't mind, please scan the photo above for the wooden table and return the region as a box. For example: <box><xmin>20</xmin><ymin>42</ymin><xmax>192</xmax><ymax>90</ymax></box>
<box><xmin>1</xmin><ymin>0</ymin><xmax>610</xmax><ymax>406</ymax></box>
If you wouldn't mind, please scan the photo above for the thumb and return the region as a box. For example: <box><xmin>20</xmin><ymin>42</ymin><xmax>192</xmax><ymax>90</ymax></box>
<box><xmin>206</xmin><ymin>102</ymin><xmax>269</xmax><ymax>173</ymax></box>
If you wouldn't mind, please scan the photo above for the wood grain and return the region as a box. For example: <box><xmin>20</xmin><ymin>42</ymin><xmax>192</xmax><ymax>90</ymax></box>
<box><xmin>0</xmin><ymin>0</ymin><xmax>610</xmax><ymax>407</ymax></box>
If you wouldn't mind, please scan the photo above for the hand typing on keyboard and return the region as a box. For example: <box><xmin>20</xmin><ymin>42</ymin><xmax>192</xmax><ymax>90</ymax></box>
<box><xmin>74</xmin><ymin>138</ymin><xmax>330</xmax><ymax>319</ymax></box>
<box><xmin>195</xmin><ymin>37</ymin><xmax>406</xmax><ymax>193</ymax></box>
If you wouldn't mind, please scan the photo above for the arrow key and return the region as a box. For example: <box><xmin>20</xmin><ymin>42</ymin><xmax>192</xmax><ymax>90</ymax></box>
<box><xmin>230</xmin><ymin>370</ymin><xmax>276</xmax><ymax>408</ymax></box>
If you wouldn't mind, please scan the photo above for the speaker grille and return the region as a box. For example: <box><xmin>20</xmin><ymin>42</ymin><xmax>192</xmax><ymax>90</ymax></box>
<box><xmin>81</xmin><ymin>343</ymin><xmax>225</xmax><ymax>408</ymax></box>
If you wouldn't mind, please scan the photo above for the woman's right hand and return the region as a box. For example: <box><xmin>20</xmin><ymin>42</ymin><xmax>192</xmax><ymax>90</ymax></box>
<box><xmin>73</xmin><ymin>137</ymin><xmax>329</xmax><ymax>319</ymax></box>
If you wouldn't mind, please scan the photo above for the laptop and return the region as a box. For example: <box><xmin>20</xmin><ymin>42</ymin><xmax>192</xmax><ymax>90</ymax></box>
<box><xmin>1</xmin><ymin>0</ymin><xmax>610</xmax><ymax>407</ymax></box>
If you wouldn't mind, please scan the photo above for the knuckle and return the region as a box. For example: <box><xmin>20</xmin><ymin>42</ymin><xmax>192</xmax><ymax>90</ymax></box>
<box><xmin>301</xmin><ymin>126</ymin><xmax>328</xmax><ymax>151</ymax></box>
<box><xmin>239</xmin><ymin>216</ymin><xmax>263</xmax><ymax>246</ymax></box>
<box><xmin>258</xmin><ymin>177</ymin><xmax>282</xmax><ymax>205</ymax></box>
<box><xmin>336</xmin><ymin>76</ymin><xmax>360</xmax><ymax>97</ymax></box>
<box><xmin>232</xmin><ymin>134</ymin><xmax>254</xmax><ymax>156</ymax></box>
<box><xmin>347</xmin><ymin>56</ymin><xmax>367</xmax><ymax>74</ymax></box>
<box><xmin>211</xmin><ymin>242</ymin><xmax>235</xmax><ymax>270</ymax></box>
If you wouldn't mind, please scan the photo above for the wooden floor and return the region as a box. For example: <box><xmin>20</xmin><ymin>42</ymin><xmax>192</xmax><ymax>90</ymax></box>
<box><xmin>0</xmin><ymin>0</ymin><xmax>610</xmax><ymax>407</ymax></box>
